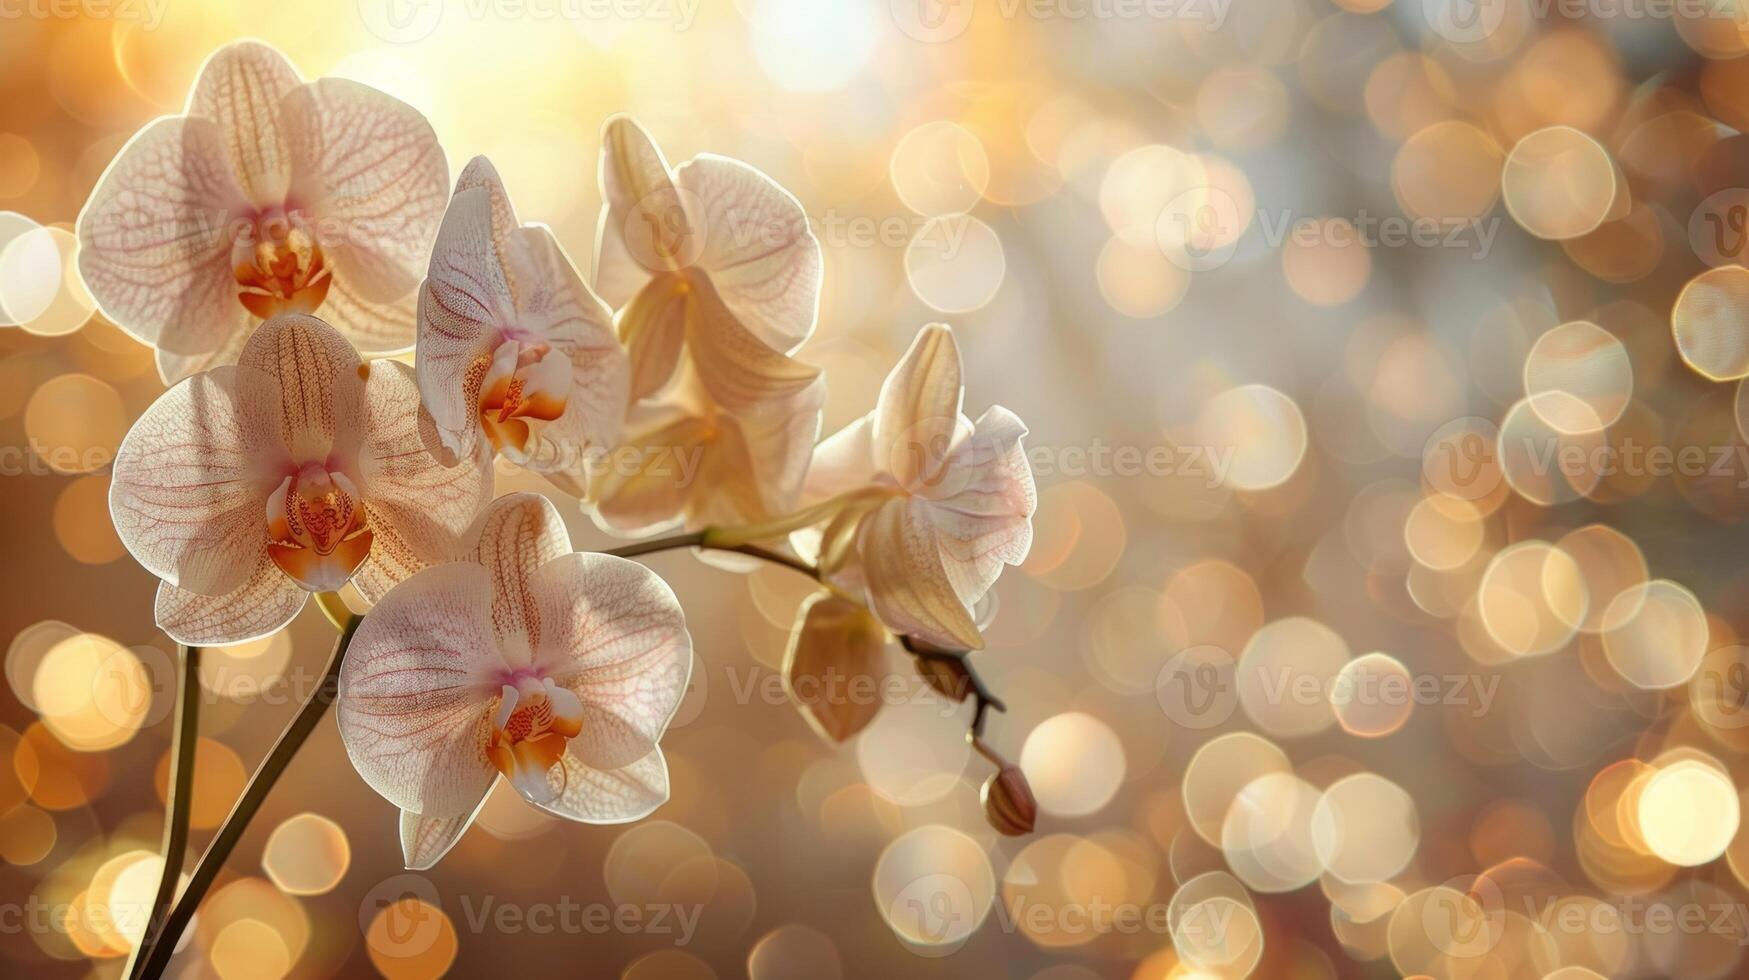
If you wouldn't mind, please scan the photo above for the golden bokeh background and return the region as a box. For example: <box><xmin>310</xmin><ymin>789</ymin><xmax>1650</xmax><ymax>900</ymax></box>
<box><xmin>10</xmin><ymin>0</ymin><xmax>1749</xmax><ymax>976</ymax></box>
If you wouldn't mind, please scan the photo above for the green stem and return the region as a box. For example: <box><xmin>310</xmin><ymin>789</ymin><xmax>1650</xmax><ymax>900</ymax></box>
<box><xmin>134</xmin><ymin>615</ymin><xmax>361</xmax><ymax>979</ymax></box>
<box><xmin>124</xmin><ymin>645</ymin><xmax>200</xmax><ymax>980</ymax></box>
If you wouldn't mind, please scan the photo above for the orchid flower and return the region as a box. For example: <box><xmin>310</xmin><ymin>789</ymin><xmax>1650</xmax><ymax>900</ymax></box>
<box><xmin>588</xmin><ymin>116</ymin><xmax>824</xmax><ymax>533</ymax></box>
<box><xmin>797</xmin><ymin>324</ymin><xmax>1036</xmax><ymax>650</ymax></box>
<box><xmin>78</xmin><ymin>40</ymin><xmax>447</xmax><ymax>383</ymax></box>
<box><xmin>108</xmin><ymin>313</ymin><xmax>493</xmax><ymax>646</ymax></box>
<box><xmin>336</xmin><ymin>492</ymin><xmax>692</xmax><ymax>870</ymax></box>
<box><xmin>417</xmin><ymin>157</ymin><xmax>627</xmax><ymax>489</ymax></box>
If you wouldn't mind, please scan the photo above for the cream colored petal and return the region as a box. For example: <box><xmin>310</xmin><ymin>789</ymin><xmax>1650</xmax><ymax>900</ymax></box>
<box><xmin>75</xmin><ymin>116</ymin><xmax>250</xmax><ymax>373</ymax></box>
<box><xmin>535</xmin><ymin>746</ymin><xmax>669</xmax><ymax>824</ymax></box>
<box><xmin>317</xmin><ymin>273</ymin><xmax>419</xmax><ymax>354</ymax></box>
<box><xmin>400</xmin><ymin>789</ymin><xmax>492</xmax><ymax>871</ymax></box>
<box><xmin>416</xmin><ymin>184</ymin><xmax>513</xmax><ymax>461</ymax></box>
<box><xmin>859</xmin><ymin>496</ymin><xmax>983</xmax><ymax>650</ymax></box>
<box><xmin>352</xmin><ymin>360</ymin><xmax>494</xmax><ymax>602</ymax></box>
<box><xmin>513</xmin><ymin>224</ymin><xmax>627</xmax><ymax>469</ymax></box>
<box><xmin>617</xmin><ymin>275</ymin><xmax>688</xmax><ymax>404</ymax></box>
<box><xmin>593</xmin><ymin>115</ymin><xmax>686</xmax><ymax>307</ymax></box>
<box><xmin>872</xmin><ymin>323</ymin><xmax>964</xmax><ymax>492</ymax></box>
<box><xmin>236</xmin><ymin>313</ymin><xmax>368</xmax><ymax>463</ymax></box>
<box><xmin>110</xmin><ymin>366</ymin><xmax>276</xmax><ymax>595</ymax></box>
<box><xmin>465</xmin><ymin>492</ymin><xmax>573</xmax><ymax>647</ymax></box>
<box><xmin>785</xmin><ymin>593</ymin><xmax>888</xmax><ymax>743</ymax></box>
<box><xmin>590</xmin><ymin>405</ymin><xmax>715</xmax><ymax>535</ymax></box>
<box><xmin>675</xmin><ymin>154</ymin><xmax>821</xmax><ymax>352</ymax></box>
<box><xmin>800</xmin><ymin>414</ymin><xmax>878</xmax><ymax>505</ymax></box>
<box><xmin>533</xmin><ymin>552</ymin><xmax>691</xmax><ymax>771</ymax></box>
<box><xmin>454</xmin><ymin>156</ymin><xmax>526</xmax><ymax>303</ymax></box>
<box><xmin>187</xmin><ymin>40</ymin><xmax>301</xmax><ymax>206</ymax></box>
<box><xmin>685</xmin><ymin>275</ymin><xmax>821</xmax><ymax>413</ymax></box>
<box><xmin>926</xmin><ymin>405</ymin><xmax>1036</xmax><ymax>608</ymax></box>
<box><xmin>281</xmin><ymin>77</ymin><xmax>447</xmax><ymax>319</ymax></box>
<box><xmin>727</xmin><ymin>375</ymin><xmax>825</xmax><ymax>522</ymax></box>
<box><xmin>337</xmin><ymin>562</ymin><xmax>504</xmax><ymax>818</ymax></box>
<box><xmin>154</xmin><ymin>553</ymin><xmax>307</xmax><ymax>647</ymax></box>
<box><xmin>153</xmin><ymin>320</ymin><xmax>255</xmax><ymax>387</ymax></box>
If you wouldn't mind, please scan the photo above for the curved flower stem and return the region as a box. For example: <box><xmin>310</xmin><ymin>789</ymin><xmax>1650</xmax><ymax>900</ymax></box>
<box><xmin>694</xmin><ymin>488</ymin><xmax>889</xmax><ymax>550</ymax></box>
<box><xmin>123</xmin><ymin>645</ymin><xmax>201</xmax><ymax>980</ymax></box>
<box><xmin>134</xmin><ymin>609</ymin><xmax>362</xmax><ymax>979</ymax></box>
<box><xmin>597</xmin><ymin>530</ymin><xmax>1013</xmax><ymax>770</ymax></box>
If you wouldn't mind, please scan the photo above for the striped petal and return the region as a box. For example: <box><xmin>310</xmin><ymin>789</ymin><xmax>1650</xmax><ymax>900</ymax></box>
<box><xmin>352</xmin><ymin>360</ymin><xmax>494</xmax><ymax>602</ymax></box>
<box><xmin>594</xmin><ymin>115</ymin><xmax>688</xmax><ymax>307</ymax></box>
<box><xmin>676</xmin><ymin>153</ymin><xmax>821</xmax><ymax>352</ymax></box>
<box><xmin>872</xmin><ymin>324</ymin><xmax>964</xmax><ymax>493</ymax></box>
<box><xmin>532</xmin><ymin>552</ymin><xmax>691</xmax><ymax>772</ymax></box>
<box><xmin>510</xmin><ymin>225</ymin><xmax>626</xmax><ymax>472</ymax></box>
<box><xmin>75</xmin><ymin>116</ymin><xmax>249</xmax><ymax>381</ymax></box>
<box><xmin>109</xmin><ymin>366</ymin><xmax>275</xmax><ymax>595</ymax></box>
<box><xmin>535</xmin><ymin>746</ymin><xmax>670</xmax><ymax>824</ymax></box>
<box><xmin>685</xmin><ymin>274</ymin><xmax>821</xmax><ymax>413</ymax></box>
<box><xmin>281</xmin><ymin>78</ymin><xmax>447</xmax><ymax>351</ymax></box>
<box><xmin>465</xmin><ymin>492</ymin><xmax>573</xmax><ymax>647</ymax></box>
<box><xmin>416</xmin><ymin>182</ymin><xmax>514</xmax><ymax>461</ymax></box>
<box><xmin>858</xmin><ymin>496</ymin><xmax>983</xmax><ymax>650</ymax></box>
<box><xmin>187</xmin><ymin>40</ymin><xmax>301</xmax><ymax>207</ymax></box>
<box><xmin>236</xmin><ymin>313</ymin><xmax>368</xmax><ymax>465</ymax></box>
<box><xmin>400</xmin><ymin>790</ymin><xmax>492</xmax><ymax>871</ymax></box>
<box><xmin>337</xmin><ymin>561</ymin><xmax>505</xmax><ymax>818</ymax></box>
<box><xmin>154</xmin><ymin>553</ymin><xmax>307</xmax><ymax>647</ymax></box>
<box><xmin>927</xmin><ymin>405</ymin><xmax>1036</xmax><ymax>608</ymax></box>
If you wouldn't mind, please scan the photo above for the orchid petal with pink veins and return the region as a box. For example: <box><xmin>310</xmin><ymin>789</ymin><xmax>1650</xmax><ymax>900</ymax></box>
<box><xmin>109</xmin><ymin>367</ymin><xmax>277</xmax><ymax>597</ymax></box>
<box><xmin>533</xmin><ymin>552</ymin><xmax>692</xmax><ymax>770</ymax></box>
<box><xmin>686</xmin><ymin>275</ymin><xmax>821</xmax><ymax>413</ymax></box>
<box><xmin>417</xmin><ymin>158</ymin><xmax>626</xmax><ymax>480</ymax></box>
<box><xmin>279</xmin><ymin>78</ymin><xmax>447</xmax><ymax>351</ymax></box>
<box><xmin>340</xmin><ymin>494</ymin><xmax>689</xmax><ymax>836</ymax></box>
<box><xmin>113</xmin><ymin>313</ymin><xmax>491</xmax><ymax>645</ymax></box>
<box><xmin>76</xmin><ymin>40</ymin><xmax>446</xmax><ymax>383</ymax></box>
<box><xmin>351</xmin><ymin>360</ymin><xmax>494</xmax><ymax>603</ymax></box>
<box><xmin>400</xmin><ymin>795</ymin><xmax>494</xmax><ymax>871</ymax></box>
<box><xmin>538</xmin><ymin>746</ymin><xmax>671</xmax><ymax>824</ymax></box>
<box><xmin>674</xmin><ymin>154</ymin><xmax>821</xmax><ymax>353</ymax></box>
<box><xmin>338</xmin><ymin>561</ymin><xmax>505</xmax><ymax>819</ymax></box>
<box><xmin>154</xmin><ymin>552</ymin><xmax>309</xmax><ymax>647</ymax></box>
<box><xmin>76</xmin><ymin>117</ymin><xmax>250</xmax><ymax>365</ymax></box>
<box><xmin>187</xmin><ymin>40</ymin><xmax>302</xmax><ymax>206</ymax></box>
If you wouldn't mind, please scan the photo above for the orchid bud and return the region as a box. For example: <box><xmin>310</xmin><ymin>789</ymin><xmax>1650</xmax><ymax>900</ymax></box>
<box><xmin>915</xmin><ymin>652</ymin><xmax>974</xmax><ymax>703</ymax></box>
<box><xmin>982</xmin><ymin>765</ymin><xmax>1037</xmax><ymax>837</ymax></box>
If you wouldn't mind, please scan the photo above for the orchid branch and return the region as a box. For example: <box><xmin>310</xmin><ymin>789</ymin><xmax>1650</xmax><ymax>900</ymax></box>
<box><xmin>134</xmin><ymin>608</ymin><xmax>362</xmax><ymax>979</ymax></box>
<box><xmin>123</xmin><ymin>645</ymin><xmax>201</xmax><ymax>980</ymax></box>
<box><xmin>599</xmin><ymin>528</ymin><xmax>1016</xmax><ymax>777</ymax></box>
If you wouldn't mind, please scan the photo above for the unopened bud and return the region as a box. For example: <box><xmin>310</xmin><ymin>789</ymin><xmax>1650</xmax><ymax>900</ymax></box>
<box><xmin>915</xmin><ymin>652</ymin><xmax>973</xmax><ymax>702</ymax></box>
<box><xmin>982</xmin><ymin>765</ymin><xmax>1037</xmax><ymax>837</ymax></box>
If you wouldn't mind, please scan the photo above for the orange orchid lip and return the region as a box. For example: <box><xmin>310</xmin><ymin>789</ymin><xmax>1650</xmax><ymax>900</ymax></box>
<box><xmin>266</xmin><ymin>464</ymin><xmax>373</xmax><ymax>591</ymax></box>
<box><xmin>486</xmin><ymin>676</ymin><xmax>585</xmax><ymax>803</ymax></box>
<box><xmin>234</xmin><ymin>211</ymin><xmax>332</xmax><ymax>320</ymax></box>
<box><xmin>478</xmin><ymin>339</ymin><xmax>571</xmax><ymax>455</ymax></box>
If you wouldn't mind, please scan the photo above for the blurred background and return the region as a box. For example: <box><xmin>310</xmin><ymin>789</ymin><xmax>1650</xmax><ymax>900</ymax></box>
<box><xmin>9</xmin><ymin>0</ymin><xmax>1749</xmax><ymax>976</ymax></box>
